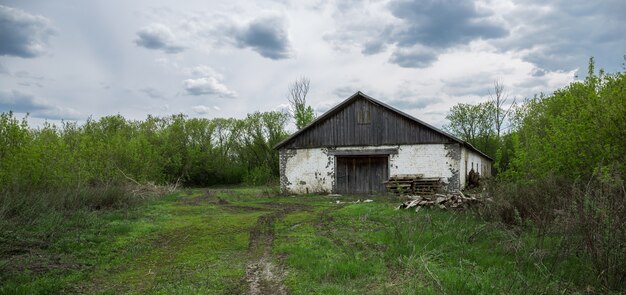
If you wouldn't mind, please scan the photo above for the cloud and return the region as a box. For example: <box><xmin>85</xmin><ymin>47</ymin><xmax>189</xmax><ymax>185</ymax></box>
<box><xmin>140</xmin><ymin>87</ymin><xmax>165</xmax><ymax>99</ymax></box>
<box><xmin>387</xmin><ymin>0</ymin><xmax>507</xmax><ymax>48</ymax></box>
<box><xmin>234</xmin><ymin>15</ymin><xmax>291</xmax><ymax>59</ymax></box>
<box><xmin>14</xmin><ymin>70</ymin><xmax>44</xmax><ymax>80</ymax></box>
<box><xmin>382</xmin><ymin>0</ymin><xmax>507</xmax><ymax>68</ymax></box>
<box><xmin>191</xmin><ymin>105</ymin><xmax>221</xmax><ymax>115</ymax></box>
<box><xmin>442</xmin><ymin>74</ymin><xmax>496</xmax><ymax>97</ymax></box>
<box><xmin>389</xmin><ymin>47</ymin><xmax>438</xmax><ymax>68</ymax></box>
<box><xmin>191</xmin><ymin>105</ymin><xmax>212</xmax><ymax>114</ymax></box>
<box><xmin>182</xmin><ymin>65</ymin><xmax>236</xmax><ymax>98</ymax></box>
<box><xmin>135</xmin><ymin>23</ymin><xmax>185</xmax><ymax>54</ymax></box>
<box><xmin>333</xmin><ymin>86</ymin><xmax>359</xmax><ymax>98</ymax></box>
<box><xmin>493</xmin><ymin>0</ymin><xmax>626</xmax><ymax>72</ymax></box>
<box><xmin>191</xmin><ymin>105</ymin><xmax>222</xmax><ymax>115</ymax></box>
<box><xmin>361</xmin><ymin>39</ymin><xmax>387</xmax><ymax>55</ymax></box>
<box><xmin>0</xmin><ymin>90</ymin><xmax>80</xmax><ymax>120</ymax></box>
<box><xmin>0</xmin><ymin>5</ymin><xmax>55</xmax><ymax>58</ymax></box>
<box><xmin>183</xmin><ymin>77</ymin><xmax>237</xmax><ymax>98</ymax></box>
<box><xmin>182</xmin><ymin>65</ymin><xmax>222</xmax><ymax>78</ymax></box>
<box><xmin>323</xmin><ymin>0</ymin><xmax>507</xmax><ymax>68</ymax></box>
<box><xmin>385</xmin><ymin>97</ymin><xmax>442</xmax><ymax>110</ymax></box>
<box><xmin>531</xmin><ymin>67</ymin><xmax>546</xmax><ymax>77</ymax></box>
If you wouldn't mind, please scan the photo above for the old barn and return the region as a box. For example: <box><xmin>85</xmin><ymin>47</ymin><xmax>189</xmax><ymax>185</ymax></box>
<box><xmin>274</xmin><ymin>92</ymin><xmax>493</xmax><ymax>194</ymax></box>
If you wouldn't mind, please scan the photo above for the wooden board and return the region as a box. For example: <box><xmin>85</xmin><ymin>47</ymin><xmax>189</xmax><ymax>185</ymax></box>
<box><xmin>335</xmin><ymin>156</ymin><xmax>388</xmax><ymax>194</ymax></box>
<box><xmin>280</xmin><ymin>97</ymin><xmax>454</xmax><ymax>148</ymax></box>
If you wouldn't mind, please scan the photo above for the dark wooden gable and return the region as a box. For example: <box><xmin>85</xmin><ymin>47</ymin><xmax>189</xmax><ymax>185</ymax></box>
<box><xmin>277</xmin><ymin>93</ymin><xmax>455</xmax><ymax>149</ymax></box>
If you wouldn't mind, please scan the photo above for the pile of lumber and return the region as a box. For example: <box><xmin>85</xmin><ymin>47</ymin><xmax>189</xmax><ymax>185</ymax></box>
<box><xmin>384</xmin><ymin>174</ymin><xmax>443</xmax><ymax>195</ymax></box>
<box><xmin>396</xmin><ymin>191</ymin><xmax>481</xmax><ymax>211</ymax></box>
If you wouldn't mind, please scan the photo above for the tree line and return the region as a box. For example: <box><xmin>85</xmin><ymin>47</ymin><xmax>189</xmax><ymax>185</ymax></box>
<box><xmin>0</xmin><ymin>111</ymin><xmax>290</xmax><ymax>192</ymax></box>
<box><xmin>445</xmin><ymin>58</ymin><xmax>625</xmax><ymax>179</ymax></box>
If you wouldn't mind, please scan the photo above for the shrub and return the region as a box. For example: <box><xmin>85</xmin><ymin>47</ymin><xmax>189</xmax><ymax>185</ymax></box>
<box><xmin>483</xmin><ymin>168</ymin><xmax>626</xmax><ymax>292</ymax></box>
<box><xmin>562</xmin><ymin>167</ymin><xmax>625</xmax><ymax>290</ymax></box>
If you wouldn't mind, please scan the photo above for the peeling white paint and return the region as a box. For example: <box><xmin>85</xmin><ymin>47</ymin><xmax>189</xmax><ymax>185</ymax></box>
<box><xmin>280</xmin><ymin>143</ymin><xmax>493</xmax><ymax>194</ymax></box>
<box><xmin>282</xmin><ymin>148</ymin><xmax>334</xmax><ymax>194</ymax></box>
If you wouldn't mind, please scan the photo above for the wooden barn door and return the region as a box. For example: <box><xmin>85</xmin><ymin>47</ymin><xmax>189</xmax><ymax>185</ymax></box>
<box><xmin>336</xmin><ymin>156</ymin><xmax>388</xmax><ymax>194</ymax></box>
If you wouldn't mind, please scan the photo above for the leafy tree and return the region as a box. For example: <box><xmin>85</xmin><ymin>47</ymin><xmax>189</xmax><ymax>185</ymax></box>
<box><xmin>444</xmin><ymin>101</ymin><xmax>498</xmax><ymax>157</ymax></box>
<box><xmin>505</xmin><ymin>59</ymin><xmax>626</xmax><ymax>179</ymax></box>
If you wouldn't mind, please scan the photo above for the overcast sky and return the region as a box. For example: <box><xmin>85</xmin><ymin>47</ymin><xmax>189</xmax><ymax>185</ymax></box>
<box><xmin>1</xmin><ymin>0</ymin><xmax>624</xmax><ymax>129</ymax></box>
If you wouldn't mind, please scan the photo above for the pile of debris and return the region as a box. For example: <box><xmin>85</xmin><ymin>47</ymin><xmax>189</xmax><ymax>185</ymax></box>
<box><xmin>396</xmin><ymin>191</ymin><xmax>482</xmax><ymax>211</ymax></box>
<box><xmin>333</xmin><ymin>199</ymin><xmax>374</xmax><ymax>205</ymax></box>
<box><xmin>384</xmin><ymin>174</ymin><xmax>444</xmax><ymax>196</ymax></box>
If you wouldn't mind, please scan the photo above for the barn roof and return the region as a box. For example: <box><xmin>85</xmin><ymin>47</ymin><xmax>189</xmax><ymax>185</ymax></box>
<box><xmin>274</xmin><ymin>91</ymin><xmax>493</xmax><ymax>161</ymax></box>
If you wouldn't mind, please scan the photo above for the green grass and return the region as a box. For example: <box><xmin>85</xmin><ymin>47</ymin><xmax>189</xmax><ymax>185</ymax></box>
<box><xmin>0</xmin><ymin>187</ymin><xmax>613</xmax><ymax>294</ymax></box>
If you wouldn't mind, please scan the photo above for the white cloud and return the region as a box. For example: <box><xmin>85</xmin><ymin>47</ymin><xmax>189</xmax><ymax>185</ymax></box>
<box><xmin>191</xmin><ymin>105</ymin><xmax>212</xmax><ymax>114</ymax></box>
<box><xmin>135</xmin><ymin>23</ymin><xmax>185</xmax><ymax>53</ymax></box>
<box><xmin>183</xmin><ymin>77</ymin><xmax>237</xmax><ymax>98</ymax></box>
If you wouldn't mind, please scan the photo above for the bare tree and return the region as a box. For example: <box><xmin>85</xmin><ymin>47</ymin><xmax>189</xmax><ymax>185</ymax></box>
<box><xmin>287</xmin><ymin>77</ymin><xmax>315</xmax><ymax>129</ymax></box>
<box><xmin>489</xmin><ymin>80</ymin><xmax>516</xmax><ymax>137</ymax></box>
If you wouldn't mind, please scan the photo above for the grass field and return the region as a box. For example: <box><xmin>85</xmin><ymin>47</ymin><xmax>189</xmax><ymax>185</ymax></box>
<box><xmin>0</xmin><ymin>187</ymin><xmax>606</xmax><ymax>294</ymax></box>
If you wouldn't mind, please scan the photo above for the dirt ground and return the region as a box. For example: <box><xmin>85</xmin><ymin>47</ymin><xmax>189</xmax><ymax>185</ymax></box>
<box><xmin>243</xmin><ymin>203</ymin><xmax>310</xmax><ymax>295</ymax></box>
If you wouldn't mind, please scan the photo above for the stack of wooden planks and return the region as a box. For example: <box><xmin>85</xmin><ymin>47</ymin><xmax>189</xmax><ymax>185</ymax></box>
<box><xmin>384</xmin><ymin>174</ymin><xmax>443</xmax><ymax>196</ymax></box>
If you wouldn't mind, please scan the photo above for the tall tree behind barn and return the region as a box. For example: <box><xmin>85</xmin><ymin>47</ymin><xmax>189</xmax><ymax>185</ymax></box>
<box><xmin>274</xmin><ymin>92</ymin><xmax>493</xmax><ymax>194</ymax></box>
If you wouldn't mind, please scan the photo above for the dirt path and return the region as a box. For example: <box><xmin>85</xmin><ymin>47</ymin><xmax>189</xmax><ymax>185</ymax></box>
<box><xmin>243</xmin><ymin>204</ymin><xmax>308</xmax><ymax>295</ymax></box>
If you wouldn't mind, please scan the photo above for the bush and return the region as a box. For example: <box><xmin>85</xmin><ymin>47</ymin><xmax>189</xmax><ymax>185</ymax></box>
<box><xmin>563</xmin><ymin>167</ymin><xmax>625</xmax><ymax>290</ymax></box>
<box><xmin>483</xmin><ymin>168</ymin><xmax>626</xmax><ymax>291</ymax></box>
<box><xmin>0</xmin><ymin>186</ymin><xmax>138</xmax><ymax>222</ymax></box>
<box><xmin>243</xmin><ymin>165</ymin><xmax>274</xmax><ymax>186</ymax></box>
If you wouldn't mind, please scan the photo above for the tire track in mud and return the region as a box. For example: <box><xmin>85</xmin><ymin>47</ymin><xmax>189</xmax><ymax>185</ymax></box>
<box><xmin>243</xmin><ymin>203</ymin><xmax>310</xmax><ymax>295</ymax></box>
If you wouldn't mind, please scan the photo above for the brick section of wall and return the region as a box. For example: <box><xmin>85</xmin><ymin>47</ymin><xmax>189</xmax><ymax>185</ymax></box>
<box><xmin>444</xmin><ymin>143</ymin><xmax>461</xmax><ymax>191</ymax></box>
<box><xmin>279</xmin><ymin>149</ymin><xmax>297</xmax><ymax>193</ymax></box>
<box><xmin>389</xmin><ymin>144</ymin><xmax>457</xmax><ymax>191</ymax></box>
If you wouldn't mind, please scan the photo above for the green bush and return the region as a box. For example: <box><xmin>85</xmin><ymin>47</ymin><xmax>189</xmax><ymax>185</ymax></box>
<box><xmin>0</xmin><ymin>111</ymin><xmax>289</xmax><ymax>192</ymax></box>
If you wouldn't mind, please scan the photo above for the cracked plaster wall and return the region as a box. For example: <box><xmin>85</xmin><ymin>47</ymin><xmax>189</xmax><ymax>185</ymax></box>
<box><xmin>280</xmin><ymin>144</ymin><xmax>472</xmax><ymax>194</ymax></box>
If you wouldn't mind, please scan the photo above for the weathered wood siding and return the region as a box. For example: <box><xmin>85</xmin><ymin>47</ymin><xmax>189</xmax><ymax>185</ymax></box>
<box><xmin>282</xmin><ymin>97</ymin><xmax>453</xmax><ymax>148</ymax></box>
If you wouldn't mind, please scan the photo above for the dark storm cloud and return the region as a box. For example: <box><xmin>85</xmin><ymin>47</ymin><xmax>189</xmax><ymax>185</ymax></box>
<box><xmin>493</xmin><ymin>0</ymin><xmax>626</xmax><ymax>72</ymax></box>
<box><xmin>333</xmin><ymin>0</ymin><xmax>507</xmax><ymax>68</ymax></box>
<box><xmin>387</xmin><ymin>0</ymin><xmax>508</xmax><ymax>48</ymax></box>
<box><xmin>361</xmin><ymin>39</ymin><xmax>386</xmax><ymax>55</ymax></box>
<box><xmin>388</xmin><ymin>48</ymin><xmax>438</xmax><ymax>68</ymax></box>
<box><xmin>0</xmin><ymin>90</ymin><xmax>80</xmax><ymax>120</ymax></box>
<box><xmin>0</xmin><ymin>90</ymin><xmax>46</xmax><ymax>113</ymax></box>
<box><xmin>0</xmin><ymin>5</ymin><xmax>55</xmax><ymax>58</ymax></box>
<box><xmin>531</xmin><ymin>68</ymin><xmax>546</xmax><ymax>77</ymax></box>
<box><xmin>234</xmin><ymin>16</ymin><xmax>291</xmax><ymax>60</ymax></box>
<box><xmin>135</xmin><ymin>24</ymin><xmax>185</xmax><ymax>54</ymax></box>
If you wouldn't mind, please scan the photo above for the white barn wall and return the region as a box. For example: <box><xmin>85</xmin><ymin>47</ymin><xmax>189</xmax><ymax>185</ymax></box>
<box><xmin>280</xmin><ymin>148</ymin><xmax>334</xmax><ymax>194</ymax></box>
<box><xmin>280</xmin><ymin>143</ymin><xmax>464</xmax><ymax>194</ymax></box>
<box><xmin>460</xmin><ymin>146</ymin><xmax>492</xmax><ymax>189</ymax></box>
